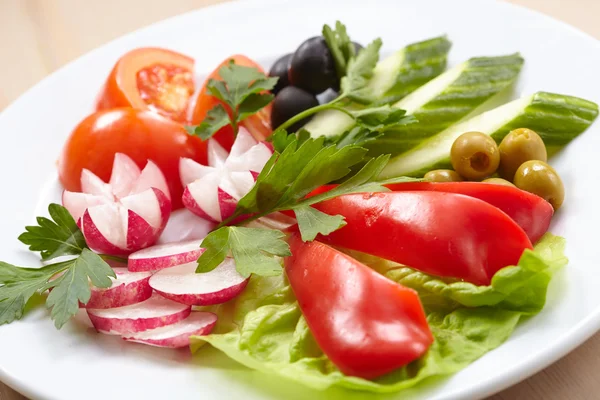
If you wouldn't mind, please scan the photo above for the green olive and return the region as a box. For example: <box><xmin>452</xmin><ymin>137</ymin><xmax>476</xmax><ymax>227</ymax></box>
<box><xmin>482</xmin><ymin>178</ymin><xmax>516</xmax><ymax>187</ymax></box>
<box><xmin>498</xmin><ymin>128</ymin><xmax>547</xmax><ymax>180</ymax></box>
<box><xmin>450</xmin><ymin>131</ymin><xmax>500</xmax><ymax>180</ymax></box>
<box><xmin>513</xmin><ymin>160</ymin><xmax>564</xmax><ymax>209</ymax></box>
<box><xmin>424</xmin><ymin>169</ymin><xmax>464</xmax><ymax>182</ymax></box>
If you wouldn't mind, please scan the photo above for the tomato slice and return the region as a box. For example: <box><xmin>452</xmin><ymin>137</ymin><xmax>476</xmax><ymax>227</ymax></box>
<box><xmin>58</xmin><ymin>109</ymin><xmax>208</xmax><ymax>209</ymax></box>
<box><xmin>190</xmin><ymin>54</ymin><xmax>272</xmax><ymax>149</ymax></box>
<box><xmin>96</xmin><ymin>48</ymin><xmax>195</xmax><ymax>123</ymax></box>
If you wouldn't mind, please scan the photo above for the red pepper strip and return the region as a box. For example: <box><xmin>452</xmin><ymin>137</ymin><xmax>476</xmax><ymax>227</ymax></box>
<box><xmin>313</xmin><ymin>191</ymin><xmax>533</xmax><ymax>285</ymax></box>
<box><xmin>384</xmin><ymin>182</ymin><xmax>553</xmax><ymax>244</ymax></box>
<box><xmin>285</xmin><ymin>233</ymin><xmax>433</xmax><ymax>379</ymax></box>
<box><xmin>285</xmin><ymin>182</ymin><xmax>553</xmax><ymax>244</ymax></box>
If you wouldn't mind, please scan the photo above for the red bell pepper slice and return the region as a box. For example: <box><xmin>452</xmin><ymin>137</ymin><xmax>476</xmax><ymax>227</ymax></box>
<box><xmin>296</xmin><ymin>182</ymin><xmax>552</xmax><ymax>244</ymax></box>
<box><xmin>313</xmin><ymin>191</ymin><xmax>533</xmax><ymax>285</ymax></box>
<box><xmin>285</xmin><ymin>233</ymin><xmax>433</xmax><ymax>379</ymax></box>
<box><xmin>384</xmin><ymin>182</ymin><xmax>553</xmax><ymax>243</ymax></box>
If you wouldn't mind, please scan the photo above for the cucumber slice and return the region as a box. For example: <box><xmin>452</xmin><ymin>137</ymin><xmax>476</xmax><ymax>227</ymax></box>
<box><xmin>368</xmin><ymin>36</ymin><xmax>451</xmax><ymax>101</ymax></box>
<box><xmin>379</xmin><ymin>92</ymin><xmax>599</xmax><ymax>179</ymax></box>
<box><xmin>303</xmin><ymin>36</ymin><xmax>451</xmax><ymax>139</ymax></box>
<box><xmin>366</xmin><ymin>53</ymin><xmax>524</xmax><ymax>156</ymax></box>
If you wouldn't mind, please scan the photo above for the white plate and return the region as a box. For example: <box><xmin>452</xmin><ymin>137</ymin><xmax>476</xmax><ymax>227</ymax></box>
<box><xmin>0</xmin><ymin>0</ymin><xmax>599</xmax><ymax>399</ymax></box>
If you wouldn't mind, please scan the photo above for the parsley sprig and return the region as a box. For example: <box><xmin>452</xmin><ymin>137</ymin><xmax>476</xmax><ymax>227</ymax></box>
<box><xmin>187</xmin><ymin>21</ymin><xmax>414</xmax><ymax>142</ymax></box>
<box><xmin>186</xmin><ymin>63</ymin><xmax>278</xmax><ymax>140</ymax></box>
<box><xmin>196</xmin><ymin>131</ymin><xmax>417</xmax><ymax>276</ymax></box>
<box><xmin>0</xmin><ymin>204</ymin><xmax>116</xmax><ymax>328</ymax></box>
<box><xmin>273</xmin><ymin>23</ymin><xmax>414</xmax><ymax>134</ymax></box>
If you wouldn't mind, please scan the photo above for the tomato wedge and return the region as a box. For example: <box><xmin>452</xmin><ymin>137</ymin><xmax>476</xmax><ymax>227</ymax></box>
<box><xmin>190</xmin><ymin>54</ymin><xmax>272</xmax><ymax>149</ymax></box>
<box><xmin>285</xmin><ymin>233</ymin><xmax>433</xmax><ymax>379</ymax></box>
<box><xmin>58</xmin><ymin>109</ymin><xmax>208</xmax><ymax>209</ymax></box>
<box><xmin>300</xmin><ymin>182</ymin><xmax>553</xmax><ymax>244</ymax></box>
<box><xmin>96</xmin><ymin>48</ymin><xmax>195</xmax><ymax>123</ymax></box>
<box><xmin>313</xmin><ymin>191</ymin><xmax>533</xmax><ymax>285</ymax></box>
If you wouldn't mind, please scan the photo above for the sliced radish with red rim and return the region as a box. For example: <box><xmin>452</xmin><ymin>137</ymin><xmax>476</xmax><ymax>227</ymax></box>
<box><xmin>150</xmin><ymin>258</ymin><xmax>249</xmax><ymax>306</ymax></box>
<box><xmin>84</xmin><ymin>268</ymin><xmax>152</xmax><ymax>309</ymax></box>
<box><xmin>123</xmin><ymin>312</ymin><xmax>217</xmax><ymax>348</ymax></box>
<box><xmin>87</xmin><ymin>293</ymin><xmax>191</xmax><ymax>335</ymax></box>
<box><xmin>63</xmin><ymin>153</ymin><xmax>172</xmax><ymax>255</ymax></box>
<box><xmin>128</xmin><ymin>239</ymin><xmax>204</xmax><ymax>272</ymax></box>
<box><xmin>157</xmin><ymin>208</ymin><xmax>215</xmax><ymax>244</ymax></box>
<box><xmin>180</xmin><ymin>129</ymin><xmax>272</xmax><ymax>222</ymax></box>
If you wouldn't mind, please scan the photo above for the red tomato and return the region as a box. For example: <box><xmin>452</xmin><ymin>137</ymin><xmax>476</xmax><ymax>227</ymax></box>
<box><xmin>190</xmin><ymin>54</ymin><xmax>272</xmax><ymax>149</ymax></box>
<box><xmin>285</xmin><ymin>233</ymin><xmax>433</xmax><ymax>379</ymax></box>
<box><xmin>96</xmin><ymin>48</ymin><xmax>195</xmax><ymax>123</ymax></box>
<box><xmin>58</xmin><ymin>108</ymin><xmax>208</xmax><ymax>209</ymax></box>
<box><xmin>313</xmin><ymin>191</ymin><xmax>533</xmax><ymax>285</ymax></box>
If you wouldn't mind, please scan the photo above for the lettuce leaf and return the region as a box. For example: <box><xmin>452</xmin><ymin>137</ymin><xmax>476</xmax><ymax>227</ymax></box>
<box><xmin>382</xmin><ymin>233</ymin><xmax>567</xmax><ymax>314</ymax></box>
<box><xmin>191</xmin><ymin>233</ymin><xmax>566</xmax><ymax>393</ymax></box>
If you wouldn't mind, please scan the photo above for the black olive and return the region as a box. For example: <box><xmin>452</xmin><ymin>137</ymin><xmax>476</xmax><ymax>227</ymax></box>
<box><xmin>290</xmin><ymin>36</ymin><xmax>338</xmax><ymax>95</ymax></box>
<box><xmin>271</xmin><ymin>86</ymin><xmax>319</xmax><ymax>132</ymax></box>
<box><xmin>268</xmin><ymin>53</ymin><xmax>292</xmax><ymax>95</ymax></box>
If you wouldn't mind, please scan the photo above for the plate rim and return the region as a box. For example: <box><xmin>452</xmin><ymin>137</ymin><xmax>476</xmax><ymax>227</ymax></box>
<box><xmin>1</xmin><ymin>1</ymin><xmax>600</xmax><ymax>399</ymax></box>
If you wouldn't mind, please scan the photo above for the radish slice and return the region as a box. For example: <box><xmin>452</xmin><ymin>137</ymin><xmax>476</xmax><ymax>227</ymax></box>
<box><xmin>87</xmin><ymin>293</ymin><xmax>191</xmax><ymax>335</ymax></box>
<box><xmin>179</xmin><ymin>158</ymin><xmax>212</xmax><ymax>187</ymax></box>
<box><xmin>81</xmin><ymin>169</ymin><xmax>113</xmax><ymax>198</ymax></box>
<box><xmin>85</xmin><ymin>268</ymin><xmax>152</xmax><ymax>309</ymax></box>
<box><xmin>62</xmin><ymin>192</ymin><xmax>112</xmax><ymax>222</ymax></box>
<box><xmin>109</xmin><ymin>153</ymin><xmax>141</xmax><ymax>198</ymax></box>
<box><xmin>150</xmin><ymin>258</ymin><xmax>249</xmax><ymax>306</ymax></box>
<box><xmin>181</xmin><ymin>130</ymin><xmax>272</xmax><ymax>222</ymax></box>
<box><xmin>123</xmin><ymin>312</ymin><xmax>217</xmax><ymax>348</ymax></box>
<box><xmin>128</xmin><ymin>239</ymin><xmax>204</xmax><ymax>272</ymax></box>
<box><xmin>63</xmin><ymin>153</ymin><xmax>172</xmax><ymax>255</ymax></box>
<box><xmin>158</xmin><ymin>208</ymin><xmax>215</xmax><ymax>244</ymax></box>
<box><xmin>131</xmin><ymin>161</ymin><xmax>171</xmax><ymax>201</ymax></box>
<box><xmin>229</xmin><ymin>127</ymin><xmax>257</xmax><ymax>157</ymax></box>
<box><xmin>208</xmin><ymin>139</ymin><xmax>229</xmax><ymax>168</ymax></box>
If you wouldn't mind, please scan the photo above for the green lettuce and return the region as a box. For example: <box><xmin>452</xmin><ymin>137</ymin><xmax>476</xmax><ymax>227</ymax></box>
<box><xmin>379</xmin><ymin>233</ymin><xmax>566</xmax><ymax>314</ymax></box>
<box><xmin>191</xmin><ymin>233</ymin><xmax>566</xmax><ymax>393</ymax></box>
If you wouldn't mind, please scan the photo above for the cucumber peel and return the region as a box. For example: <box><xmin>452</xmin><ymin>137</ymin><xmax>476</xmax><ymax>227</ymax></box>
<box><xmin>368</xmin><ymin>35</ymin><xmax>452</xmax><ymax>102</ymax></box>
<box><xmin>303</xmin><ymin>36</ymin><xmax>451</xmax><ymax>139</ymax></box>
<box><xmin>379</xmin><ymin>91</ymin><xmax>599</xmax><ymax>179</ymax></box>
<box><xmin>366</xmin><ymin>53</ymin><xmax>525</xmax><ymax>156</ymax></box>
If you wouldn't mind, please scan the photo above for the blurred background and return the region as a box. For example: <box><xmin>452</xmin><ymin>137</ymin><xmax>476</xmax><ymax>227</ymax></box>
<box><xmin>0</xmin><ymin>1</ymin><xmax>599</xmax><ymax>399</ymax></box>
<box><xmin>0</xmin><ymin>0</ymin><xmax>599</xmax><ymax>111</ymax></box>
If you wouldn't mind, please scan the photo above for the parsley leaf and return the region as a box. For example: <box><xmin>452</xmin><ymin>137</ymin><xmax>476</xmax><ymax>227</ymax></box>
<box><xmin>18</xmin><ymin>203</ymin><xmax>86</xmax><ymax>260</ymax></box>
<box><xmin>196</xmin><ymin>227</ymin><xmax>290</xmax><ymax>278</ymax></box>
<box><xmin>331</xmin><ymin>126</ymin><xmax>383</xmax><ymax>148</ymax></box>
<box><xmin>0</xmin><ymin>251</ymin><xmax>115</xmax><ymax>328</ymax></box>
<box><xmin>188</xmin><ymin>105</ymin><xmax>231</xmax><ymax>140</ymax></box>
<box><xmin>0</xmin><ymin>262</ymin><xmax>68</xmax><ymax>325</ymax></box>
<box><xmin>294</xmin><ymin>206</ymin><xmax>346</xmax><ymax>242</ymax></box>
<box><xmin>348</xmin><ymin>105</ymin><xmax>417</xmax><ymax>131</ymax></box>
<box><xmin>235</xmin><ymin>137</ymin><xmax>367</xmax><ymax>215</ymax></box>
<box><xmin>2</xmin><ymin>204</ymin><xmax>117</xmax><ymax>328</ymax></box>
<box><xmin>195</xmin><ymin>227</ymin><xmax>230</xmax><ymax>273</ymax></box>
<box><xmin>341</xmin><ymin>38</ymin><xmax>383</xmax><ymax>103</ymax></box>
<box><xmin>187</xmin><ymin>63</ymin><xmax>277</xmax><ymax>140</ymax></box>
<box><xmin>323</xmin><ymin>21</ymin><xmax>355</xmax><ymax>78</ymax></box>
<box><xmin>0</xmin><ymin>261</ymin><xmax>54</xmax><ymax>284</ymax></box>
<box><xmin>46</xmin><ymin>249</ymin><xmax>115</xmax><ymax>329</ymax></box>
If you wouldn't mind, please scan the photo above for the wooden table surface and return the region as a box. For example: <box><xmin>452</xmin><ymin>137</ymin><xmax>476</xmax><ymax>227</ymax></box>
<box><xmin>1</xmin><ymin>1</ymin><xmax>599</xmax><ymax>399</ymax></box>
